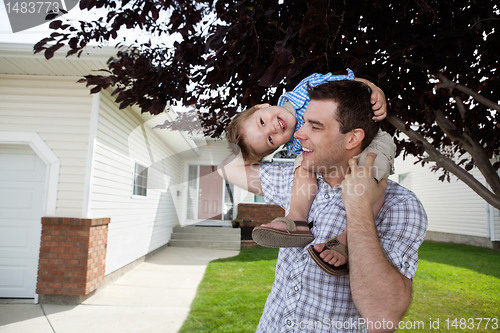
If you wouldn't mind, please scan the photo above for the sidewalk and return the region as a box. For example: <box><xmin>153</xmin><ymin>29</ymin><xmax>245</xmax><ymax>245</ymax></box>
<box><xmin>0</xmin><ymin>246</ymin><xmax>240</xmax><ymax>333</ymax></box>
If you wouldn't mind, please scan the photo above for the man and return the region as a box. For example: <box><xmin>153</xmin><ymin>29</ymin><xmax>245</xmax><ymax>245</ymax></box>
<box><xmin>219</xmin><ymin>80</ymin><xmax>427</xmax><ymax>333</ymax></box>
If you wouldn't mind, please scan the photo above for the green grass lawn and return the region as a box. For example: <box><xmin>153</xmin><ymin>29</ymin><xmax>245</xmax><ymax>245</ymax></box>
<box><xmin>402</xmin><ymin>242</ymin><xmax>500</xmax><ymax>332</ymax></box>
<box><xmin>179</xmin><ymin>242</ymin><xmax>500</xmax><ymax>333</ymax></box>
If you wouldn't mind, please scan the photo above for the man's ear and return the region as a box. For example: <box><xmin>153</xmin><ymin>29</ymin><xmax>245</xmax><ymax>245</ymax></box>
<box><xmin>346</xmin><ymin>128</ymin><xmax>365</xmax><ymax>150</ymax></box>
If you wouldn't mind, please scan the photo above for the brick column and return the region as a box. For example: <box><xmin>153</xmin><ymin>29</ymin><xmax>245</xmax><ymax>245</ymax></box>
<box><xmin>237</xmin><ymin>204</ymin><xmax>285</xmax><ymax>247</ymax></box>
<box><xmin>237</xmin><ymin>203</ymin><xmax>285</xmax><ymax>227</ymax></box>
<box><xmin>37</xmin><ymin>217</ymin><xmax>110</xmax><ymax>304</ymax></box>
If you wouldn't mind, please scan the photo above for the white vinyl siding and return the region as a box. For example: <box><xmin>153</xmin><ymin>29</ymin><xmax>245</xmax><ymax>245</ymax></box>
<box><xmin>0</xmin><ymin>74</ymin><xmax>92</xmax><ymax>217</ymax></box>
<box><xmin>90</xmin><ymin>91</ymin><xmax>182</xmax><ymax>274</ymax></box>
<box><xmin>390</xmin><ymin>154</ymin><xmax>489</xmax><ymax>238</ymax></box>
<box><xmin>1</xmin><ymin>47</ymin><xmax>192</xmax><ymax>282</ymax></box>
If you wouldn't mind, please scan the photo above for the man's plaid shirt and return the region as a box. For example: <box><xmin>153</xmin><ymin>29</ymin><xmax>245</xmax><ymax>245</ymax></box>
<box><xmin>256</xmin><ymin>162</ymin><xmax>428</xmax><ymax>333</ymax></box>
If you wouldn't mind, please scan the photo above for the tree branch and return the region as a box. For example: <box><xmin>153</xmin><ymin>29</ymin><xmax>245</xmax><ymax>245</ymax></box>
<box><xmin>432</xmin><ymin>108</ymin><xmax>474</xmax><ymax>150</ymax></box>
<box><xmin>453</xmin><ymin>95</ymin><xmax>468</xmax><ymax>122</ymax></box>
<box><xmin>431</xmin><ymin>86</ymin><xmax>500</xmax><ymax>196</ymax></box>
<box><xmin>405</xmin><ymin>60</ymin><xmax>500</xmax><ymax>113</ymax></box>
<box><xmin>388</xmin><ymin>115</ymin><xmax>500</xmax><ymax>210</ymax></box>
<box><xmin>435</xmin><ymin>72</ymin><xmax>500</xmax><ymax>113</ymax></box>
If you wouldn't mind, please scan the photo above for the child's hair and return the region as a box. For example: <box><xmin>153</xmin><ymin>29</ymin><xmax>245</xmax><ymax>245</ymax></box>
<box><xmin>225</xmin><ymin>105</ymin><xmax>277</xmax><ymax>163</ymax></box>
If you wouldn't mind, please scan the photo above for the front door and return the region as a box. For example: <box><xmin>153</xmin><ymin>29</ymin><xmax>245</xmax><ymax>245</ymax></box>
<box><xmin>0</xmin><ymin>145</ymin><xmax>46</xmax><ymax>298</ymax></box>
<box><xmin>197</xmin><ymin>165</ymin><xmax>223</xmax><ymax>220</ymax></box>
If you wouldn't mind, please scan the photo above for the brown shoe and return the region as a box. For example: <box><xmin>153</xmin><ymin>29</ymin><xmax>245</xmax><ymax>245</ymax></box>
<box><xmin>252</xmin><ymin>217</ymin><xmax>314</xmax><ymax>248</ymax></box>
<box><xmin>308</xmin><ymin>237</ymin><xmax>349</xmax><ymax>276</ymax></box>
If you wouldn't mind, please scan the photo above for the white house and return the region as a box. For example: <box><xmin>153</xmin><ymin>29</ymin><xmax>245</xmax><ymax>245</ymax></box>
<box><xmin>0</xmin><ymin>42</ymin><xmax>245</xmax><ymax>302</ymax></box>
<box><xmin>389</xmin><ymin>152</ymin><xmax>500</xmax><ymax>249</ymax></box>
<box><xmin>1</xmin><ymin>41</ymin><xmax>497</xmax><ymax>303</ymax></box>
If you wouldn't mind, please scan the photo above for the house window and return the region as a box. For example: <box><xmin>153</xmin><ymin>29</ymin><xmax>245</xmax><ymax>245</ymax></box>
<box><xmin>254</xmin><ymin>194</ymin><xmax>265</xmax><ymax>203</ymax></box>
<box><xmin>398</xmin><ymin>172</ymin><xmax>412</xmax><ymax>190</ymax></box>
<box><xmin>133</xmin><ymin>163</ymin><xmax>148</xmax><ymax>196</ymax></box>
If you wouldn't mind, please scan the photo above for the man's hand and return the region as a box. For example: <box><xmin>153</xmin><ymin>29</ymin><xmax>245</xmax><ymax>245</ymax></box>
<box><xmin>341</xmin><ymin>153</ymin><xmax>387</xmax><ymax>213</ymax></box>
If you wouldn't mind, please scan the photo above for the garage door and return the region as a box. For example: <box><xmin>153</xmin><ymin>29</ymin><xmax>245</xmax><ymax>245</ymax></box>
<box><xmin>0</xmin><ymin>145</ymin><xmax>46</xmax><ymax>298</ymax></box>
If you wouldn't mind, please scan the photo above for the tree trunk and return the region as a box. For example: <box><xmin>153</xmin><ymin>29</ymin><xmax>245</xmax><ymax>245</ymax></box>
<box><xmin>388</xmin><ymin>115</ymin><xmax>500</xmax><ymax>211</ymax></box>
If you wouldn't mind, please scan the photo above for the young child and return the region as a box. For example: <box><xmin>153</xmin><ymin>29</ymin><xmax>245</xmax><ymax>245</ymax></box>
<box><xmin>225</xmin><ymin>70</ymin><xmax>396</xmax><ymax>274</ymax></box>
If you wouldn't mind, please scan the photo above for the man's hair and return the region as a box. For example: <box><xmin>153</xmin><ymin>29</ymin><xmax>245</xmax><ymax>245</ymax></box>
<box><xmin>225</xmin><ymin>106</ymin><xmax>276</xmax><ymax>163</ymax></box>
<box><xmin>308</xmin><ymin>80</ymin><xmax>380</xmax><ymax>149</ymax></box>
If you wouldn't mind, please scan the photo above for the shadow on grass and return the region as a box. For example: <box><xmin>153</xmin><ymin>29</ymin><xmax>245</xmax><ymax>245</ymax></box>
<box><xmin>215</xmin><ymin>246</ymin><xmax>279</xmax><ymax>263</ymax></box>
<box><xmin>418</xmin><ymin>241</ymin><xmax>500</xmax><ymax>278</ymax></box>
<box><xmin>214</xmin><ymin>241</ymin><xmax>500</xmax><ymax>278</ymax></box>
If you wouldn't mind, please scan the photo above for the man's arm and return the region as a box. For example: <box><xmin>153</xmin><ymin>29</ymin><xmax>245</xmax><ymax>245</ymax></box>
<box><xmin>217</xmin><ymin>153</ymin><xmax>263</xmax><ymax>195</ymax></box>
<box><xmin>342</xmin><ymin>154</ymin><xmax>412</xmax><ymax>333</ymax></box>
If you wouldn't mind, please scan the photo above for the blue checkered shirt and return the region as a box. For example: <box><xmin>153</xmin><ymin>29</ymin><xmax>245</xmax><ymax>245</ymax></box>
<box><xmin>256</xmin><ymin>162</ymin><xmax>428</xmax><ymax>333</ymax></box>
<box><xmin>278</xmin><ymin>70</ymin><xmax>355</xmax><ymax>154</ymax></box>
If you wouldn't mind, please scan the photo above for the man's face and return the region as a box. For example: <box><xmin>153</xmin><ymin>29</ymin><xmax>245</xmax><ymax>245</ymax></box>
<box><xmin>243</xmin><ymin>105</ymin><xmax>297</xmax><ymax>157</ymax></box>
<box><xmin>294</xmin><ymin>99</ymin><xmax>350</xmax><ymax>180</ymax></box>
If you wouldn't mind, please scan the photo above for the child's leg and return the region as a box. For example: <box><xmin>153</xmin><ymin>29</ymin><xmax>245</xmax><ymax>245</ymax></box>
<box><xmin>260</xmin><ymin>164</ymin><xmax>317</xmax><ymax>232</ymax></box>
<box><xmin>287</xmin><ymin>165</ymin><xmax>317</xmax><ymax>222</ymax></box>
<box><xmin>355</xmin><ymin>130</ymin><xmax>397</xmax><ymax>182</ymax></box>
<box><xmin>252</xmin><ymin>154</ymin><xmax>317</xmax><ymax>248</ymax></box>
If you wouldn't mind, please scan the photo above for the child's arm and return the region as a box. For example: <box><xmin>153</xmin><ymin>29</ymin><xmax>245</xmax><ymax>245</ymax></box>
<box><xmin>353</xmin><ymin>78</ymin><xmax>387</xmax><ymax>122</ymax></box>
<box><xmin>217</xmin><ymin>153</ymin><xmax>263</xmax><ymax>195</ymax></box>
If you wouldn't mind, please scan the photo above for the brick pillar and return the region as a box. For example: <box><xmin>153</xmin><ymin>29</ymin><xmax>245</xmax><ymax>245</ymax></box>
<box><xmin>37</xmin><ymin>217</ymin><xmax>110</xmax><ymax>304</ymax></box>
<box><xmin>237</xmin><ymin>203</ymin><xmax>285</xmax><ymax>227</ymax></box>
<box><xmin>237</xmin><ymin>204</ymin><xmax>285</xmax><ymax>247</ymax></box>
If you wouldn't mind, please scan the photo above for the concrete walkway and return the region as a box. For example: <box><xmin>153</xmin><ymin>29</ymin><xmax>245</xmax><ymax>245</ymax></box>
<box><xmin>0</xmin><ymin>246</ymin><xmax>240</xmax><ymax>333</ymax></box>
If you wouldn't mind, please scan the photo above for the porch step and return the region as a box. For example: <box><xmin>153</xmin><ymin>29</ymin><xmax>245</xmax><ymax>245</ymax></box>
<box><xmin>169</xmin><ymin>226</ymin><xmax>241</xmax><ymax>250</ymax></box>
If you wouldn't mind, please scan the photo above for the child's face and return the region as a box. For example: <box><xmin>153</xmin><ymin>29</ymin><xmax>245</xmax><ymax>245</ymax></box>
<box><xmin>243</xmin><ymin>105</ymin><xmax>297</xmax><ymax>156</ymax></box>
